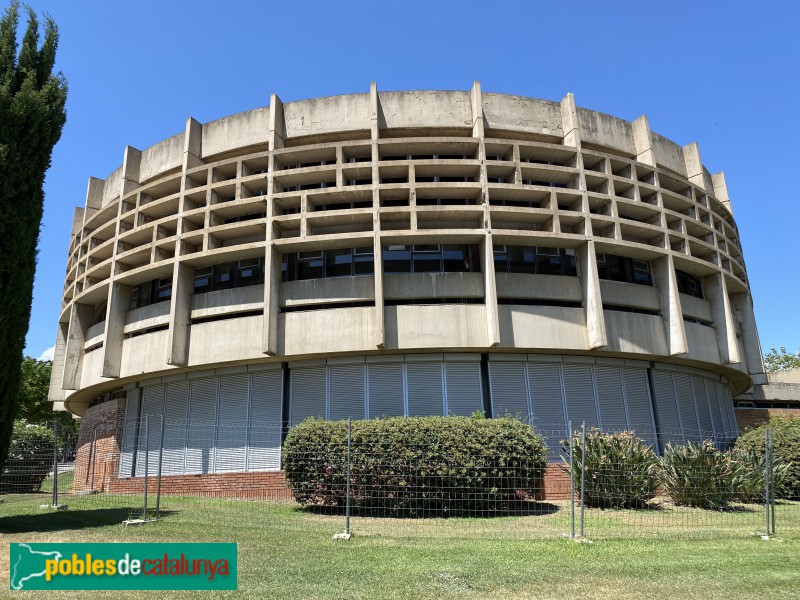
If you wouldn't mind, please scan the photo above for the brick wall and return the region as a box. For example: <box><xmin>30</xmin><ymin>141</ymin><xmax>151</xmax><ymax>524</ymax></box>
<box><xmin>72</xmin><ymin>399</ymin><xmax>125</xmax><ymax>493</ymax></box>
<box><xmin>736</xmin><ymin>407</ymin><xmax>800</xmax><ymax>432</ymax></box>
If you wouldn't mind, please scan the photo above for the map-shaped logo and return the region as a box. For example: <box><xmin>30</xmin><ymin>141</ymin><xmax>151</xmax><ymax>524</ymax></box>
<box><xmin>10</xmin><ymin>543</ymin><xmax>62</xmax><ymax>590</ymax></box>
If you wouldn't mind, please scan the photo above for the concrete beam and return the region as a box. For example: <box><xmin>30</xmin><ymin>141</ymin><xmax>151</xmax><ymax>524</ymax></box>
<box><xmin>269</xmin><ymin>93</ymin><xmax>285</xmax><ymax>151</ymax></box>
<box><xmin>166</xmin><ymin>262</ymin><xmax>194</xmax><ymax>366</ymax></box>
<box><xmin>578</xmin><ymin>240</ymin><xmax>607</xmax><ymax>349</ymax></box>
<box><xmin>652</xmin><ymin>254</ymin><xmax>688</xmax><ymax>356</ymax></box>
<box><xmin>100</xmin><ymin>282</ymin><xmax>131</xmax><ymax>377</ymax></box>
<box><xmin>61</xmin><ymin>303</ymin><xmax>93</xmax><ymax>390</ymax></box>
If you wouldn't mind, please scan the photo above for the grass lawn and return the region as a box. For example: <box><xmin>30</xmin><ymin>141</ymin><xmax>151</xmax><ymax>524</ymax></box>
<box><xmin>1</xmin><ymin>494</ymin><xmax>798</xmax><ymax>599</ymax></box>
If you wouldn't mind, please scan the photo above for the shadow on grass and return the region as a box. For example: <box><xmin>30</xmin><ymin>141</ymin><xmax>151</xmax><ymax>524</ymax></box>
<box><xmin>299</xmin><ymin>501</ymin><xmax>562</xmax><ymax>519</ymax></box>
<box><xmin>0</xmin><ymin>508</ymin><xmax>176</xmax><ymax>533</ymax></box>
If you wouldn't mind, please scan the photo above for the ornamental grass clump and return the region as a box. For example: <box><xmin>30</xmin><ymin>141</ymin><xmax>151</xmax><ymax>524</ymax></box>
<box><xmin>729</xmin><ymin>447</ymin><xmax>791</xmax><ymax>504</ymax></box>
<box><xmin>561</xmin><ymin>430</ymin><xmax>659</xmax><ymax>509</ymax></box>
<box><xmin>660</xmin><ymin>441</ymin><xmax>735</xmax><ymax>509</ymax></box>
<box><xmin>734</xmin><ymin>416</ymin><xmax>799</xmax><ymax>500</ymax></box>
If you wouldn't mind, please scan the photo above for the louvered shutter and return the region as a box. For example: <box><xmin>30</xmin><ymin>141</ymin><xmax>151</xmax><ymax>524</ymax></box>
<box><xmin>562</xmin><ymin>364</ymin><xmax>599</xmax><ymax>429</ymax></box>
<box><xmin>367</xmin><ymin>363</ymin><xmax>405</xmax><ymax>418</ymax></box>
<box><xmin>690</xmin><ymin>375</ymin><xmax>714</xmax><ymax>440</ymax></box>
<box><xmin>527</xmin><ymin>362</ymin><xmax>566</xmax><ymax>460</ymax></box>
<box><xmin>719</xmin><ymin>384</ymin><xmax>738</xmax><ymax>438</ymax></box>
<box><xmin>622</xmin><ymin>367</ymin><xmax>656</xmax><ymax>447</ymax></box>
<box><xmin>713</xmin><ymin>381</ymin><xmax>734</xmax><ymax>444</ymax></box>
<box><xmin>489</xmin><ymin>362</ymin><xmax>529</xmax><ymax>420</ymax></box>
<box><xmin>407</xmin><ymin>361</ymin><xmax>444</xmax><ymax>416</ymax></box>
<box><xmin>216</xmin><ymin>373</ymin><xmax>249</xmax><ymax>473</ymax></box>
<box><xmin>329</xmin><ymin>364</ymin><xmax>366</xmax><ymax>420</ymax></box>
<box><xmin>290</xmin><ymin>366</ymin><xmax>327</xmax><ymax>426</ymax></box>
<box><xmin>704</xmin><ymin>378</ymin><xmax>725</xmax><ymax>446</ymax></box>
<box><xmin>248</xmin><ymin>370</ymin><xmax>283</xmax><ymax>471</ymax></box>
<box><xmin>673</xmin><ymin>373</ymin><xmax>701</xmax><ymax>442</ymax></box>
<box><xmin>186</xmin><ymin>378</ymin><xmax>217</xmax><ymax>474</ymax></box>
<box><xmin>136</xmin><ymin>384</ymin><xmax>164</xmax><ymax>477</ymax></box>
<box><xmin>594</xmin><ymin>365</ymin><xmax>627</xmax><ymax>431</ymax></box>
<box><xmin>445</xmin><ymin>361</ymin><xmax>482</xmax><ymax>416</ymax></box>
<box><xmin>119</xmin><ymin>389</ymin><xmax>141</xmax><ymax>478</ymax></box>
<box><xmin>652</xmin><ymin>371</ymin><xmax>684</xmax><ymax>447</ymax></box>
<box><xmin>162</xmin><ymin>381</ymin><xmax>189</xmax><ymax>475</ymax></box>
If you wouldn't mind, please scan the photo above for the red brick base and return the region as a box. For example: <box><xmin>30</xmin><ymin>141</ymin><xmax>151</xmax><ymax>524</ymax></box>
<box><xmin>735</xmin><ymin>407</ymin><xmax>800</xmax><ymax>432</ymax></box>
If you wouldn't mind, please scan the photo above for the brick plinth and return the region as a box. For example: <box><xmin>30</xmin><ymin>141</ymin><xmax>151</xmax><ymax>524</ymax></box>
<box><xmin>72</xmin><ymin>399</ymin><xmax>125</xmax><ymax>493</ymax></box>
<box><xmin>736</xmin><ymin>407</ymin><xmax>800</xmax><ymax>431</ymax></box>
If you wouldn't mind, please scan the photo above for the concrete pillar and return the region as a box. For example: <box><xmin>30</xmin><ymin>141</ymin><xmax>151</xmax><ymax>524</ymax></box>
<box><xmin>704</xmin><ymin>272</ymin><xmax>741</xmax><ymax>365</ymax></box>
<box><xmin>373</xmin><ymin>233</ymin><xmax>385</xmax><ymax>349</ymax></box>
<box><xmin>652</xmin><ymin>255</ymin><xmax>688</xmax><ymax>356</ymax></box>
<box><xmin>166</xmin><ymin>262</ymin><xmax>194</xmax><ymax>366</ymax></box>
<box><xmin>83</xmin><ymin>178</ymin><xmax>104</xmax><ymax>224</ymax></box>
<box><xmin>711</xmin><ymin>172</ymin><xmax>733</xmax><ymax>215</ymax></box>
<box><xmin>560</xmin><ymin>93</ymin><xmax>580</xmax><ymax>149</ymax></box>
<box><xmin>183</xmin><ymin>117</ymin><xmax>203</xmax><ymax>170</ymax></box>
<box><xmin>731</xmin><ymin>292</ymin><xmax>767</xmax><ymax>384</ymax></box>
<box><xmin>578</xmin><ymin>240</ymin><xmax>607</xmax><ymax>350</ymax></box>
<box><xmin>683</xmin><ymin>142</ymin><xmax>711</xmax><ymax>192</ymax></box>
<box><xmin>262</xmin><ymin>242</ymin><xmax>281</xmax><ymax>356</ymax></box>
<box><xmin>61</xmin><ymin>303</ymin><xmax>93</xmax><ymax>390</ymax></box>
<box><xmin>100</xmin><ymin>282</ymin><xmax>131</xmax><ymax>377</ymax></box>
<box><xmin>269</xmin><ymin>93</ymin><xmax>285</xmax><ymax>151</ymax></box>
<box><xmin>47</xmin><ymin>321</ymin><xmax>69</xmax><ymax>403</ymax></box>
<box><xmin>632</xmin><ymin>115</ymin><xmax>656</xmax><ymax>167</ymax></box>
<box><xmin>369</xmin><ymin>81</ymin><xmax>380</xmax><ymax>140</ymax></box>
<box><xmin>120</xmin><ymin>145</ymin><xmax>141</xmax><ymax>197</ymax></box>
<box><xmin>470</xmin><ymin>80</ymin><xmax>485</xmax><ymax>138</ymax></box>
<box><xmin>481</xmin><ymin>233</ymin><xmax>501</xmax><ymax>347</ymax></box>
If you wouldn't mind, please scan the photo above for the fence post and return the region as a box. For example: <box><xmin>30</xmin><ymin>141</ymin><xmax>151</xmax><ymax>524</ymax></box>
<box><xmin>345</xmin><ymin>417</ymin><xmax>352</xmax><ymax>537</ymax></box>
<box><xmin>142</xmin><ymin>415</ymin><xmax>150</xmax><ymax>521</ymax></box>
<box><xmin>568</xmin><ymin>420</ymin><xmax>575</xmax><ymax>539</ymax></box>
<box><xmin>52</xmin><ymin>419</ymin><xmax>59</xmax><ymax>507</ymax></box>
<box><xmin>769</xmin><ymin>428</ymin><xmax>775</xmax><ymax>535</ymax></box>
<box><xmin>89</xmin><ymin>426</ymin><xmax>98</xmax><ymax>491</ymax></box>
<box><xmin>580</xmin><ymin>421</ymin><xmax>586</xmax><ymax>539</ymax></box>
<box><xmin>764</xmin><ymin>428</ymin><xmax>771</xmax><ymax>537</ymax></box>
<box><xmin>156</xmin><ymin>414</ymin><xmax>165</xmax><ymax>518</ymax></box>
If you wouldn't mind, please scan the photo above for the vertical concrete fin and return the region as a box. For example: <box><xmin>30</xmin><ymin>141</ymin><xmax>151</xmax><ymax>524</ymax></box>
<box><xmin>653</xmin><ymin>255</ymin><xmax>688</xmax><ymax>356</ymax></box>
<box><xmin>482</xmin><ymin>233</ymin><xmax>501</xmax><ymax>347</ymax></box>
<box><xmin>166</xmin><ymin>262</ymin><xmax>193</xmax><ymax>366</ymax></box>
<box><xmin>269</xmin><ymin>93</ymin><xmax>285</xmax><ymax>150</ymax></box>
<box><xmin>711</xmin><ymin>172</ymin><xmax>733</xmax><ymax>215</ymax></box>
<box><xmin>262</xmin><ymin>242</ymin><xmax>281</xmax><ymax>356</ymax></box>
<box><xmin>184</xmin><ymin>117</ymin><xmax>203</xmax><ymax>169</ymax></box>
<box><xmin>705</xmin><ymin>272</ymin><xmax>741</xmax><ymax>365</ymax></box>
<box><xmin>682</xmin><ymin>142</ymin><xmax>706</xmax><ymax>191</ymax></box>
<box><xmin>120</xmin><ymin>146</ymin><xmax>141</xmax><ymax>196</ymax></box>
<box><xmin>369</xmin><ymin>81</ymin><xmax>380</xmax><ymax>140</ymax></box>
<box><xmin>632</xmin><ymin>115</ymin><xmax>656</xmax><ymax>166</ymax></box>
<box><xmin>373</xmin><ymin>232</ymin><xmax>385</xmax><ymax>349</ymax></box>
<box><xmin>82</xmin><ymin>179</ymin><xmax>104</xmax><ymax>225</ymax></box>
<box><xmin>61</xmin><ymin>303</ymin><xmax>93</xmax><ymax>390</ymax></box>
<box><xmin>47</xmin><ymin>321</ymin><xmax>69</xmax><ymax>403</ymax></box>
<box><xmin>560</xmin><ymin>93</ymin><xmax>580</xmax><ymax>149</ymax></box>
<box><xmin>579</xmin><ymin>240</ymin><xmax>607</xmax><ymax>349</ymax></box>
<box><xmin>470</xmin><ymin>80</ymin><xmax>485</xmax><ymax>138</ymax></box>
<box><xmin>101</xmin><ymin>282</ymin><xmax>131</xmax><ymax>377</ymax></box>
<box><xmin>72</xmin><ymin>207</ymin><xmax>86</xmax><ymax>237</ymax></box>
<box><xmin>732</xmin><ymin>292</ymin><xmax>767</xmax><ymax>384</ymax></box>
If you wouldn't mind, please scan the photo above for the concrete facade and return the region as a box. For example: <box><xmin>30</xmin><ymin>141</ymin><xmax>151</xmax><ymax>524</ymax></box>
<box><xmin>49</xmin><ymin>83</ymin><xmax>766</xmax><ymax>482</ymax></box>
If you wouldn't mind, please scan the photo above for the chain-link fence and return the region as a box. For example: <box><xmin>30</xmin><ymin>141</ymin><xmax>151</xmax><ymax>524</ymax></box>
<box><xmin>1</xmin><ymin>417</ymin><xmax>797</xmax><ymax>541</ymax></box>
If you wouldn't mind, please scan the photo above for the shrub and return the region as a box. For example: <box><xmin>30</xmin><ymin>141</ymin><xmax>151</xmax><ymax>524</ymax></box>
<box><xmin>734</xmin><ymin>416</ymin><xmax>799</xmax><ymax>499</ymax></box>
<box><xmin>729</xmin><ymin>447</ymin><xmax>791</xmax><ymax>503</ymax></box>
<box><xmin>282</xmin><ymin>416</ymin><xmax>547</xmax><ymax>517</ymax></box>
<box><xmin>0</xmin><ymin>421</ymin><xmax>55</xmax><ymax>493</ymax></box>
<box><xmin>660</xmin><ymin>441</ymin><xmax>735</xmax><ymax>509</ymax></box>
<box><xmin>561</xmin><ymin>430</ymin><xmax>659</xmax><ymax>508</ymax></box>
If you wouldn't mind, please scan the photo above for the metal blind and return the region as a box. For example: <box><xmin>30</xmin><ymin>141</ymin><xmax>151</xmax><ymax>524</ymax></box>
<box><xmin>329</xmin><ymin>364</ymin><xmax>366</xmax><ymax>420</ymax></box>
<box><xmin>527</xmin><ymin>362</ymin><xmax>566</xmax><ymax>460</ymax></box>
<box><xmin>594</xmin><ymin>365</ymin><xmax>627</xmax><ymax>431</ymax></box>
<box><xmin>248</xmin><ymin>370</ymin><xmax>283</xmax><ymax>471</ymax></box>
<box><xmin>488</xmin><ymin>362</ymin><xmax>529</xmax><ymax>420</ymax></box>
<box><xmin>406</xmin><ymin>362</ymin><xmax>444</xmax><ymax>416</ymax></box>
<box><xmin>562</xmin><ymin>364</ymin><xmax>599</xmax><ymax>430</ymax></box>
<box><xmin>704</xmin><ymin>378</ymin><xmax>725</xmax><ymax>443</ymax></box>
<box><xmin>673</xmin><ymin>373</ymin><xmax>700</xmax><ymax>441</ymax></box>
<box><xmin>186</xmin><ymin>378</ymin><xmax>218</xmax><ymax>474</ymax></box>
<box><xmin>690</xmin><ymin>374</ymin><xmax>714</xmax><ymax>439</ymax></box>
<box><xmin>118</xmin><ymin>389</ymin><xmax>140</xmax><ymax>478</ymax></box>
<box><xmin>136</xmin><ymin>384</ymin><xmax>165</xmax><ymax>477</ymax></box>
<box><xmin>652</xmin><ymin>371</ymin><xmax>683</xmax><ymax>447</ymax></box>
<box><xmin>162</xmin><ymin>381</ymin><xmax>189</xmax><ymax>476</ymax></box>
<box><xmin>215</xmin><ymin>373</ymin><xmax>249</xmax><ymax>473</ymax></box>
<box><xmin>718</xmin><ymin>383</ymin><xmax>738</xmax><ymax>438</ymax></box>
<box><xmin>290</xmin><ymin>366</ymin><xmax>327</xmax><ymax>426</ymax></box>
<box><xmin>622</xmin><ymin>367</ymin><xmax>656</xmax><ymax>447</ymax></box>
<box><xmin>445</xmin><ymin>361</ymin><xmax>482</xmax><ymax>416</ymax></box>
<box><xmin>367</xmin><ymin>363</ymin><xmax>405</xmax><ymax>418</ymax></box>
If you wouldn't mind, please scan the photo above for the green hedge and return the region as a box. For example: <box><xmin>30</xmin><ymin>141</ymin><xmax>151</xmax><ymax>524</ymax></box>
<box><xmin>735</xmin><ymin>416</ymin><xmax>800</xmax><ymax>499</ymax></box>
<box><xmin>0</xmin><ymin>421</ymin><xmax>55</xmax><ymax>493</ymax></box>
<box><xmin>282</xmin><ymin>416</ymin><xmax>547</xmax><ymax>516</ymax></box>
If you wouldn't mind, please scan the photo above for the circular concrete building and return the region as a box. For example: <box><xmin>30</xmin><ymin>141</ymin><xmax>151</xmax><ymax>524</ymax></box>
<box><xmin>49</xmin><ymin>83</ymin><xmax>766</xmax><ymax>483</ymax></box>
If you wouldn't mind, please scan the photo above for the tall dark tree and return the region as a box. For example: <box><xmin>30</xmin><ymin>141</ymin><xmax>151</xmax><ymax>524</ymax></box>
<box><xmin>0</xmin><ymin>2</ymin><xmax>67</xmax><ymax>472</ymax></box>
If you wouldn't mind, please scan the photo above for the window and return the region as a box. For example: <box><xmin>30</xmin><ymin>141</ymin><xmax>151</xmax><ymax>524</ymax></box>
<box><xmin>383</xmin><ymin>244</ymin><xmax>479</xmax><ymax>275</ymax></box>
<box><xmin>193</xmin><ymin>259</ymin><xmax>265</xmax><ymax>294</ymax></box>
<box><xmin>129</xmin><ymin>278</ymin><xmax>172</xmax><ymax>310</ymax></box>
<box><xmin>493</xmin><ymin>245</ymin><xmax>577</xmax><ymax>276</ymax></box>
<box><xmin>596</xmin><ymin>253</ymin><xmax>652</xmax><ymax>286</ymax></box>
<box><xmin>676</xmin><ymin>270</ymin><xmax>704</xmax><ymax>299</ymax></box>
<box><xmin>282</xmin><ymin>248</ymin><xmax>375</xmax><ymax>281</ymax></box>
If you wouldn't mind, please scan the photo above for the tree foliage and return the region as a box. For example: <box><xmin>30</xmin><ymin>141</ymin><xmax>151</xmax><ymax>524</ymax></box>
<box><xmin>763</xmin><ymin>347</ymin><xmax>800</xmax><ymax>373</ymax></box>
<box><xmin>0</xmin><ymin>2</ymin><xmax>67</xmax><ymax>472</ymax></box>
<box><xmin>15</xmin><ymin>357</ymin><xmax>76</xmax><ymax>434</ymax></box>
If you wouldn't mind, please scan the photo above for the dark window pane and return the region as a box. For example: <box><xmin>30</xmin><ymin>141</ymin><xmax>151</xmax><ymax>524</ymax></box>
<box><xmin>214</xmin><ymin>263</ymin><xmax>235</xmax><ymax>290</ymax></box>
<box><xmin>508</xmin><ymin>246</ymin><xmax>535</xmax><ymax>274</ymax></box>
<box><xmin>353</xmin><ymin>248</ymin><xmax>374</xmax><ymax>275</ymax></box>
<box><xmin>194</xmin><ymin>267</ymin><xmax>213</xmax><ymax>294</ymax></box>
<box><xmin>297</xmin><ymin>257</ymin><xmax>324</xmax><ymax>280</ymax></box>
<box><xmin>535</xmin><ymin>247</ymin><xmax>562</xmax><ymax>275</ymax></box>
<box><xmin>563</xmin><ymin>250</ymin><xmax>578</xmax><ymax>276</ymax></box>
<box><xmin>383</xmin><ymin>246</ymin><xmax>411</xmax><ymax>273</ymax></box>
<box><xmin>413</xmin><ymin>247</ymin><xmax>442</xmax><ymax>272</ymax></box>
<box><xmin>442</xmin><ymin>245</ymin><xmax>470</xmax><ymax>272</ymax></box>
<box><xmin>493</xmin><ymin>248</ymin><xmax>509</xmax><ymax>273</ymax></box>
<box><xmin>326</xmin><ymin>248</ymin><xmax>353</xmax><ymax>277</ymax></box>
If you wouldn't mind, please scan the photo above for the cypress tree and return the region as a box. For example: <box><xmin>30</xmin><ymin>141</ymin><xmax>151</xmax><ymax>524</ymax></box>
<box><xmin>0</xmin><ymin>1</ymin><xmax>67</xmax><ymax>471</ymax></box>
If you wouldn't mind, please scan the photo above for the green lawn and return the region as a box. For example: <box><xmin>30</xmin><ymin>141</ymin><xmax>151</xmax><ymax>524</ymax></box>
<box><xmin>1</xmin><ymin>494</ymin><xmax>799</xmax><ymax>599</ymax></box>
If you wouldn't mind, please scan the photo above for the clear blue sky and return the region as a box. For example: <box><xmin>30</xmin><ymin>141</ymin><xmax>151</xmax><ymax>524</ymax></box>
<box><xmin>19</xmin><ymin>0</ymin><xmax>800</xmax><ymax>360</ymax></box>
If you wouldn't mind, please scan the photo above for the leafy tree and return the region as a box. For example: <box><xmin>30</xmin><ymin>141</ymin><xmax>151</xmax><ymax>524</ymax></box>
<box><xmin>0</xmin><ymin>2</ymin><xmax>68</xmax><ymax>472</ymax></box>
<box><xmin>16</xmin><ymin>357</ymin><xmax>76</xmax><ymax>434</ymax></box>
<box><xmin>763</xmin><ymin>347</ymin><xmax>800</xmax><ymax>373</ymax></box>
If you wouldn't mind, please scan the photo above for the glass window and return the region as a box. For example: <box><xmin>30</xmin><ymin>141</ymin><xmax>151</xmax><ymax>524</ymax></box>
<box><xmin>493</xmin><ymin>245</ymin><xmax>509</xmax><ymax>273</ymax></box>
<box><xmin>535</xmin><ymin>247</ymin><xmax>562</xmax><ymax>276</ymax></box>
<box><xmin>194</xmin><ymin>267</ymin><xmax>213</xmax><ymax>294</ymax></box>
<box><xmin>412</xmin><ymin>245</ymin><xmax>441</xmax><ymax>272</ymax></box>
<box><xmin>562</xmin><ymin>248</ymin><xmax>578</xmax><ymax>276</ymax></box>
<box><xmin>442</xmin><ymin>245</ymin><xmax>470</xmax><ymax>272</ymax></box>
<box><xmin>156</xmin><ymin>277</ymin><xmax>172</xmax><ymax>302</ymax></box>
<box><xmin>326</xmin><ymin>248</ymin><xmax>353</xmax><ymax>278</ymax></box>
<box><xmin>383</xmin><ymin>245</ymin><xmax>411</xmax><ymax>273</ymax></box>
<box><xmin>297</xmin><ymin>251</ymin><xmax>324</xmax><ymax>280</ymax></box>
<box><xmin>508</xmin><ymin>246</ymin><xmax>535</xmax><ymax>274</ymax></box>
<box><xmin>353</xmin><ymin>248</ymin><xmax>374</xmax><ymax>275</ymax></box>
<box><xmin>677</xmin><ymin>270</ymin><xmax>704</xmax><ymax>298</ymax></box>
<box><xmin>214</xmin><ymin>263</ymin><xmax>235</xmax><ymax>290</ymax></box>
<box><xmin>237</xmin><ymin>258</ymin><xmax>263</xmax><ymax>287</ymax></box>
<box><xmin>632</xmin><ymin>260</ymin><xmax>652</xmax><ymax>286</ymax></box>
